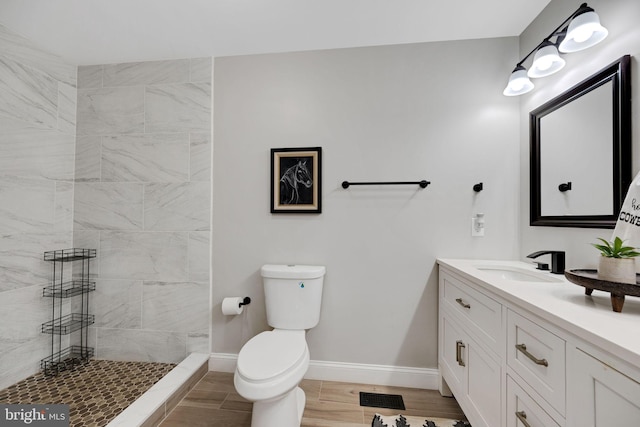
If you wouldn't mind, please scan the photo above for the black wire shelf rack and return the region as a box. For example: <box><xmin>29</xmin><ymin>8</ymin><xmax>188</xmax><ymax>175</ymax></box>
<box><xmin>41</xmin><ymin>248</ymin><xmax>96</xmax><ymax>376</ymax></box>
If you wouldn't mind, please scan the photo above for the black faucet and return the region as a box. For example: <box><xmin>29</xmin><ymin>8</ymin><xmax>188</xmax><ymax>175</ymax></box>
<box><xmin>527</xmin><ymin>250</ymin><xmax>566</xmax><ymax>274</ymax></box>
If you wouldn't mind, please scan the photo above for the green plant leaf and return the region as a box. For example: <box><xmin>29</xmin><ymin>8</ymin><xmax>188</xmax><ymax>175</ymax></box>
<box><xmin>613</xmin><ymin>237</ymin><xmax>624</xmax><ymax>252</ymax></box>
<box><xmin>592</xmin><ymin>244</ymin><xmax>612</xmax><ymax>255</ymax></box>
<box><xmin>593</xmin><ymin>236</ymin><xmax>640</xmax><ymax>258</ymax></box>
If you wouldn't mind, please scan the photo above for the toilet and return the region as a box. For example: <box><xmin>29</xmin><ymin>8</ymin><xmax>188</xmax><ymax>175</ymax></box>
<box><xmin>234</xmin><ymin>264</ymin><xmax>326</xmax><ymax>427</ymax></box>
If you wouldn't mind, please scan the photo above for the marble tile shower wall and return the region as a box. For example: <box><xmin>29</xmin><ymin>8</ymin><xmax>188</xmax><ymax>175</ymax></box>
<box><xmin>74</xmin><ymin>59</ymin><xmax>212</xmax><ymax>364</ymax></box>
<box><xmin>0</xmin><ymin>24</ymin><xmax>77</xmax><ymax>389</ymax></box>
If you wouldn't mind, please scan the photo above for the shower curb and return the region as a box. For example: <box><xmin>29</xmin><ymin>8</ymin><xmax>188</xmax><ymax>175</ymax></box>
<box><xmin>106</xmin><ymin>353</ymin><xmax>209</xmax><ymax>427</ymax></box>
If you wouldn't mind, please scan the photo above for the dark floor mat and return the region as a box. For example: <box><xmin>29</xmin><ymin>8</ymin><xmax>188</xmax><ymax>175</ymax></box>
<box><xmin>359</xmin><ymin>391</ymin><xmax>406</xmax><ymax>410</ymax></box>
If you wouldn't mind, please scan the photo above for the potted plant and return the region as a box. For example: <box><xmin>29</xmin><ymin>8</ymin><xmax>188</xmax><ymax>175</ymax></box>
<box><xmin>592</xmin><ymin>237</ymin><xmax>640</xmax><ymax>284</ymax></box>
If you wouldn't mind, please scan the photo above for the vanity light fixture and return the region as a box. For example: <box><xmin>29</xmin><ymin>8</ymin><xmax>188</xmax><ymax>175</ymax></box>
<box><xmin>503</xmin><ymin>3</ymin><xmax>608</xmax><ymax>96</ymax></box>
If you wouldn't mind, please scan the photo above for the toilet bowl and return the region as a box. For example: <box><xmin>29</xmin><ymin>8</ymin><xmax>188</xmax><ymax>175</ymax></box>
<box><xmin>234</xmin><ymin>330</ymin><xmax>309</xmax><ymax>427</ymax></box>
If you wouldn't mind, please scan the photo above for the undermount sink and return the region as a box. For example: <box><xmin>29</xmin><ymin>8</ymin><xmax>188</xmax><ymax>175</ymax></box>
<box><xmin>474</xmin><ymin>265</ymin><xmax>563</xmax><ymax>283</ymax></box>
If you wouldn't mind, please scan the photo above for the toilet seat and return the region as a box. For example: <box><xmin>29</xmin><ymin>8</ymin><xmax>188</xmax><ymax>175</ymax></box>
<box><xmin>235</xmin><ymin>330</ymin><xmax>309</xmax><ymax>402</ymax></box>
<box><xmin>237</xmin><ymin>330</ymin><xmax>306</xmax><ymax>381</ymax></box>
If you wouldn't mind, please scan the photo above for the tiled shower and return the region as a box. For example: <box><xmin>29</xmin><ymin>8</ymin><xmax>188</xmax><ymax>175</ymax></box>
<box><xmin>0</xmin><ymin>23</ymin><xmax>211</xmax><ymax>390</ymax></box>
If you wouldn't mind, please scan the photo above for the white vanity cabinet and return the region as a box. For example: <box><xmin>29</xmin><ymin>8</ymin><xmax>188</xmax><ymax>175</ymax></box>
<box><xmin>439</xmin><ymin>269</ymin><xmax>502</xmax><ymax>427</ymax></box>
<box><xmin>438</xmin><ymin>260</ymin><xmax>640</xmax><ymax>427</ymax></box>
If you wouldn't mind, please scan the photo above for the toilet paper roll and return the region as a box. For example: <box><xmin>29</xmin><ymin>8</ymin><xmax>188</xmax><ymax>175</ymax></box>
<box><xmin>222</xmin><ymin>297</ymin><xmax>244</xmax><ymax>315</ymax></box>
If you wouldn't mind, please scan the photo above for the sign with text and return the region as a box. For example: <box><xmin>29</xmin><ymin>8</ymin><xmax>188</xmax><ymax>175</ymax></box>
<box><xmin>1</xmin><ymin>405</ymin><xmax>69</xmax><ymax>426</ymax></box>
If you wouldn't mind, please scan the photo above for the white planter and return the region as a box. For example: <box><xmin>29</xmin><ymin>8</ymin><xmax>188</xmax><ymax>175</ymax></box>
<box><xmin>598</xmin><ymin>256</ymin><xmax>637</xmax><ymax>284</ymax></box>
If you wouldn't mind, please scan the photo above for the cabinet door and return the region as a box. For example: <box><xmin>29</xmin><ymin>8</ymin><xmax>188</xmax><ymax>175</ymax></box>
<box><xmin>440</xmin><ymin>312</ymin><xmax>501</xmax><ymax>427</ymax></box>
<box><xmin>467</xmin><ymin>338</ymin><xmax>502</xmax><ymax>427</ymax></box>
<box><xmin>567</xmin><ymin>347</ymin><xmax>640</xmax><ymax>426</ymax></box>
<box><xmin>440</xmin><ymin>313</ymin><xmax>466</xmax><ymax>394</ymax></box>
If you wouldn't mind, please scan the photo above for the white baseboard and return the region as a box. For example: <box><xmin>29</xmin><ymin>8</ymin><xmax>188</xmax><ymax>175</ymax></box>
<box><xmin>305</xmin><ymin>359</ymin><xmax>439</xmax><ymax>389</ymax></box>
<box><xmin>208</xmin><ymin>352</ymin><xmax>238</xmax><ymax>373</ymax></box>
<box><xmin>209</xmin><ymin>353</ymin><xmax>438</xmax><ymax>390</ymax></box>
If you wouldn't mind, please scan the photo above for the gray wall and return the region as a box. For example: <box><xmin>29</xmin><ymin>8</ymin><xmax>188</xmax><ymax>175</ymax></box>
<box><xmin>74</xmin><ymin>60</ymin><xmax>212</xmax><ymax>362</ymax></box>
<box><xmin>519</xmin><ymin>0</ymin><xmax>640</xmax><ymax>267</ymax></box>
<box><xmin>211</xmin><ymin>38</ymin><xmax>521</xmax><ymax>368</ymax></box>
<box><xmin>0</xmin><ymin>24</ymin><xmax>76</xmax><ymax>389</ymax></box>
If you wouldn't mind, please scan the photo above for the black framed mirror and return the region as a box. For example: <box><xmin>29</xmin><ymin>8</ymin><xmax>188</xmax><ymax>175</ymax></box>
<box><xmin>530</xmin><ymin>55</ymin><xmax>631</xmax><ymax>228</ymax></box>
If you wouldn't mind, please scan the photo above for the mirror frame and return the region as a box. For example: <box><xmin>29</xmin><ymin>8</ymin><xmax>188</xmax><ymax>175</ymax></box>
<box><xmin>530</xmin><ymin>55</ymin><xmax>631</xmax><ymax>228</ymax></box>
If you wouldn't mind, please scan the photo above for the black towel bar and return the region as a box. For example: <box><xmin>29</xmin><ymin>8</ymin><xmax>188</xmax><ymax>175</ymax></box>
<box><xmin>341</xmin><ymin>180</ymin><xmax>430</xmax><ymax>189</ymax></box>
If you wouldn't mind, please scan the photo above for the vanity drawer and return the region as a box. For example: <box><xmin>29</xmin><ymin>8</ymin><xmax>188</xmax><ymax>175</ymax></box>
<box><xmin>507</xmin><ymin>375</ymin><xmax>561</xmax><ymax>427</ymax></box>
<box><xmin>507</xmin><ymin>309</ymin><xmax>565</xmax><ymax>415</ymax></box>
<box><xmin>442</xmin><ymin>272</ymin><xmax>502</xmax><ymax>353</ymax></box>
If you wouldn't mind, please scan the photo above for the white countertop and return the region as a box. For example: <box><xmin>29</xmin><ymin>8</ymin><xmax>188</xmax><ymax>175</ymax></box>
<box><xmin>437</xmin><ymin>258</ymin><xmax>640</xmax><ymax>370</ymax></box>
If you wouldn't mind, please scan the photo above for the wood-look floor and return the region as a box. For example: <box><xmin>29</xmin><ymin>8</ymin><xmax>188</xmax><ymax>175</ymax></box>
<box><xmin>159</xmin><ymin>372</ymin><xmax>467</xmax><ymax>427</ymax></box>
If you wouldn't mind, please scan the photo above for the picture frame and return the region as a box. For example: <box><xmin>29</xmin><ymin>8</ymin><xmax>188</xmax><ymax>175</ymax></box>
<box><xmin>270</xmin><ymin>147</ymin><xmax>322</xmax><ymax>213</ymax></box>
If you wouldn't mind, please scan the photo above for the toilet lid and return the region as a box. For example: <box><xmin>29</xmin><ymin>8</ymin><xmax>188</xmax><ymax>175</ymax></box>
<box><xmin>237</xmin><ymin>331</ymin><xmax>307</xmax><ymax>381</ymax></box>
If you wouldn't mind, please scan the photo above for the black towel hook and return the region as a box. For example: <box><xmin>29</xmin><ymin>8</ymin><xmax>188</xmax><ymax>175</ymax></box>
<box><xmin>473</xmin><ymin>182</ymin><xmax>483</xmax><ymax>192</ymax></box>
<box><xmin>558</xmin><ymin>182</ymin><xmax>572</xmax><ymax>192</ymax></box>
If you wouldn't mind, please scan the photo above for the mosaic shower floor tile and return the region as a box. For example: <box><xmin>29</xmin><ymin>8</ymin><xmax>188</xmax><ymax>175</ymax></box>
<box><xmin>0</xmin><ymin>359</ymin><xmax>175</xmax><ymax>427</ymax></box>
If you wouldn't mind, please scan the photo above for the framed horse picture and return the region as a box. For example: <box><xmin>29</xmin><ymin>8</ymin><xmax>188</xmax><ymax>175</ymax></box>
<box><xmin>271</xmin><ymin>147</ymin><xmax>322</xmax><ymax>213</ymax></box>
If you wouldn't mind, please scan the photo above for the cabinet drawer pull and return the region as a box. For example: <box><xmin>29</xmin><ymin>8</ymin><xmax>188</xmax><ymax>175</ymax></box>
<box><xmin>515</xmin><ymin>411</ymin><xmax>532</xmax><ymax>427</ymax></box>
<box><xmin>455</xmin><ymin>340</ymin><xmax>466</xmax><ymax>367</ymax></box>
<box><xmin>455</xmin><ymin>298</ymin><xmax>471</xmax><ymax>309</ymax></box>
<box><xmin>515</xmin><ymin>343</ymin><xmax>548</xmax><ymax>367</ymax></box>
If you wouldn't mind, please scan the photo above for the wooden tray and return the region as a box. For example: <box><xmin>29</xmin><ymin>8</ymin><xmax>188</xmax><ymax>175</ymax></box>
<box><xmin>564</xmin><ymin>269</ymin><xmax>640</xmax><ymax>312</ymax></box>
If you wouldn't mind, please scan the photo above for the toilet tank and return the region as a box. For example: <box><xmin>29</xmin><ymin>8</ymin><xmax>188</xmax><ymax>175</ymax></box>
<box><xmin>261</xmin><ymin>264</ymin><xmax>325</xmax><ymax>330</ymax></box>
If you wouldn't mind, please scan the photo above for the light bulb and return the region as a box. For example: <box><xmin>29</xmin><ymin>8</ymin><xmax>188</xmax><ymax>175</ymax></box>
<box><xmin>536</xmin><ymin>57</ymin><xmax>553</xmax><ymax>71</ymax></box>
<box><xmin>573</xmin><ymin>26</ymin><xmax>594</xmax><ymax>43</ymax></box>
<box><xmin>511</xmin><ymin>80</ymin><xmax>524</xmax><ymax>91</ymax></box>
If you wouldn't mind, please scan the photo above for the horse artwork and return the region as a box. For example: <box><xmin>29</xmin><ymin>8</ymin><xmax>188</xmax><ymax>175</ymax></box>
<box><xmin>271</xmin><ymin>147</ymin><xmax>322</xmax><ymax>213</ymax></box>
<box><xmin>279</xmin><ymin>159</ymin><xmax>313</xmax><ymax>205</ymax></box>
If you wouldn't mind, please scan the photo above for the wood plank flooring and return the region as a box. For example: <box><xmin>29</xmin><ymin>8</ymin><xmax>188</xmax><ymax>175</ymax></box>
<box><xmin>159</xmin><ymin>372</ymin><xmax>467</xmax><ymax>427</ymax></box>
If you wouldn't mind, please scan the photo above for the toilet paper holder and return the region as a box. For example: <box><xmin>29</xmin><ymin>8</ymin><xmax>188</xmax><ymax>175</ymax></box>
<box><xmin>239</xmin><ymin>297</ymin><xmax>251</xmax><ymax>307</ymax></box>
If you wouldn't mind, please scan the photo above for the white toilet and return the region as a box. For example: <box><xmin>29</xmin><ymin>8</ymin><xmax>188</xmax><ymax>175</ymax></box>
<box><xmin>234</xmin><ymin>264</ymin><xmax>326</xmax><ymax>427</ymax></box>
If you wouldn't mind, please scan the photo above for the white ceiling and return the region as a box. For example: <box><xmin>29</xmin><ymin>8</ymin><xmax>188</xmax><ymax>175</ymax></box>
<box><xmin>0</xmin><ymin>0</ymin><xmax>551</xmax><ymax>66</ymax></box>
